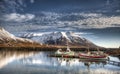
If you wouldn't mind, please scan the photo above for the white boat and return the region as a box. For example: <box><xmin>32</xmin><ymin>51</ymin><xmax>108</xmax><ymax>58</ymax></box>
<box><xmin>55</xmin><ymin>45</ymin><xmax>75</xmax><ymax>56</ymax></box>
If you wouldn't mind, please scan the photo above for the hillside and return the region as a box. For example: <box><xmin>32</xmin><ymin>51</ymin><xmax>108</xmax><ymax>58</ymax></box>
<box><xmin>0</xmin><ymin>27</ymin><xmax>41</xmax><ymax>47</ymax></box>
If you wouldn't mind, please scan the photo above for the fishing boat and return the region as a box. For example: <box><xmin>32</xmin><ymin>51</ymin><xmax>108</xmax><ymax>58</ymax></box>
<box><xmin>78</xmin><ymin>48</ymin><xmax>109</xmax><ymax>60</ymax></box>
<box><xmin>55</xmin><ymin>45</ymin><xmax>75</xmax><ymax>56</ymax></box>
<box><xmin>79</xmin><ymin>52</ymin><xmax>108</xmax><ymax>60</ymax></box>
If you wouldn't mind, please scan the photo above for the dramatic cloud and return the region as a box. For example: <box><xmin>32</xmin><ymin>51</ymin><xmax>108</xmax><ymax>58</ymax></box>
<box><xmin>1</xmin><ymin>12</ymin><xmax>120</xmax><ymax>32</ymax></box>
<box><xmin>59</xmin><ymin>13</ymin><xmax>120</xmax><ymax>28</ymax></box>
<box><xmin>32</xmin><ymin>12</ymin><xmax>120</xmax><ymax>29</ymax></box>
<box><xmin>4</xmin><ymin>13</ymin><xmax>35</xmax><ymax>22</ymax></box>
<box><xmin>60</xmin><ymin>14</ymin><xmax>120</xmax><ymax>28</ymax></box>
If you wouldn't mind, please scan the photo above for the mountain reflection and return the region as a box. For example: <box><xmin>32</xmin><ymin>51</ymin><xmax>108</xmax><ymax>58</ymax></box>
<box><xmin>0</xmin><ymin>50</ymin><xmax>37</xmax><ymax>69</ymax></box>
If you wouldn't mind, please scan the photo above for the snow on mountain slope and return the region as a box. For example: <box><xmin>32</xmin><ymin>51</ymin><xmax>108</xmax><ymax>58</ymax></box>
<box><xmin>0</xmin><ymin>27</ymin><xmax>16</xmax><ymax>41</ymax></box>
<box><xmin>0</xmin><ymin>27</ymin><xmax>37</xmax><ymax>44</ymax></box>
<box><xmin>21</xmin><ymin>31</ymin><xmax>97</xmax><ymax>47</ymax></box>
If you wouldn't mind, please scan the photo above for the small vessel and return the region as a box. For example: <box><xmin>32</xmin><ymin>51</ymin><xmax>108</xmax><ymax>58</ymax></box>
<box><xmin>55</xmin><ymin>45</ymin><xmax>75</xmax><ymax>56</ymax></box>
<box><xmin>78</xmin><ymin>48</ymin><xmax>109</xmax><ymax>60</ymax></box>
<box><xmin>79</xmin><ymin>52</ymin><xmax>108</xmax><ymax>60</ymax></box>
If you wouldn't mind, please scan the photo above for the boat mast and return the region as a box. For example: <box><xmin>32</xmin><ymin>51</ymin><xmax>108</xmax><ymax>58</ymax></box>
<box><xmin>67</xmin><ymin>40</ymin><xmax>70</xmax><ymax>51</ymax></box>
<box><xmin>88</xmin><ymin>44</ymin><xmax>90</xmax><ymax>52</ymax></box>
<box><xmin>86</xmin><ymin>41</ymin><xmax>90</xmax><ymax>55</ymax></box>
<box><xmin>97</xmin><ymin>47</ymin><xmax>100</xmax><ymax>53</ymax></box>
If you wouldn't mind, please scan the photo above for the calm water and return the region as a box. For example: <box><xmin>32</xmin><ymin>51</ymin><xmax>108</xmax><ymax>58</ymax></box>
<box><xmin>0</xmin><ymin>50</ymin><xmax>120</xmax><ymax>74</ymax></box>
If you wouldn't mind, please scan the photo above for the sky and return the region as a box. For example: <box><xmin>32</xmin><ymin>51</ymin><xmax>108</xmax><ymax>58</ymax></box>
<box><xmin>0</xmin><ymin>0</ymin><xmax>120</xmax><ymax>48</ymax></box>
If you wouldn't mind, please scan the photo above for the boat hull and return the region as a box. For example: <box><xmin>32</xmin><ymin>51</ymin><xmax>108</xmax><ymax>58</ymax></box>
<box><xmin>78</xmin><ymin>54</ymin><xmax>108</xmax><ymax>60</ymax></box>
<box><xmin>49</xmin><ymin>54</ymin><xmax>109</xmax><ymax>60</ymax></box>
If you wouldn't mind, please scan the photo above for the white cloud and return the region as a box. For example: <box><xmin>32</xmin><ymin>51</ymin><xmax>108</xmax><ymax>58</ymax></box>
<box><xmin>30</xmin><ymin>0</ymin><xmax>35</xmax><ymax>3</ymax></box>
<box><xmin>72</xmin><ymin>16</ymin><xmax>120</xmax><ymax>28</ymax></box>
<box><xmin>4</xmin><ymin>13</ymin><xmax>35</xmax><ymax>22</ymax></box>
<box><xmin>32</xmin><ymin>12</ymin><xmax>120</xmax><ymax>29</ymax></box>
<box><xmin>116</xmin><ymin>10</ymin><xmax>120</xmax><ymax>12</ymax></box>
<box><xmin>51</xmin><ymin>12</ymin><xmax>120</xmax><ymax>29</ymax></box>
<box><xmin>79</xmin><ymin>13</ymin><xmax>102</xmax><ymax>18</ymax></box>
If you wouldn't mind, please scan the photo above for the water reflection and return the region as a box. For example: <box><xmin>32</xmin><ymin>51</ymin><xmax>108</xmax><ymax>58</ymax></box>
<box><xmin>0</xmin><ymin>50</ymin><xmax>120</xmax><ymax>74</ymax></box>
<box><xmin>56</xmin><ymin>58</ymin><xmax>107</xmax><ymax>67</ymax></box>
<box><xmin>0</xmin><ymin>50</ymin><xmax>37</xmax><ymax>69</ymax></box>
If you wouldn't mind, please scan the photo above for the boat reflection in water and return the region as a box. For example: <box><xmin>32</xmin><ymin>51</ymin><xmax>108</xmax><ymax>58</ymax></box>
<box><xmin>54</xmin><ymin>57</ymin><xmax>107</xmax><ymax>68</ymax></box>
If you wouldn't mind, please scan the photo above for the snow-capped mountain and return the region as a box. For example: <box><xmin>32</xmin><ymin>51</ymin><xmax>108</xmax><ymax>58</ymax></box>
<box><xmin>21</xmin><ymin>31</ymin><xmax>97</xmax><ymax>47</ymax></box>
<box><xmin>0</xmin><ymin>27</ymin><xmax>40</xmax><ymax>46</ymax></box>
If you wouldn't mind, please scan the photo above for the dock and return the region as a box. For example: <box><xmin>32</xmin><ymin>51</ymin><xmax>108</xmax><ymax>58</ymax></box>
<box><xmin>108</xmin><ymin>60</ymin><xmax>120</xmax><ymax>67</ymax></box>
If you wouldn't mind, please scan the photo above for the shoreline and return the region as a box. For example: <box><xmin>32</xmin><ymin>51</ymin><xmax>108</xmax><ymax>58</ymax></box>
<box><xmin>0</xmin><ymin>46</ymin><xmax>120</xmax><ymax>56</ymax></box>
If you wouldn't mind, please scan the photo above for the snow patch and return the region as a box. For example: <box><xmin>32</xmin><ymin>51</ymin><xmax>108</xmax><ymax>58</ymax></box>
<box><xmin>0</xmin><ymin>27</ymin><xmax>16</xmax><ymax>40</ymax></box>
<box><xmin>61</xmin><ymin>32</ymin><xmax>70</xmax><ymax>41</ymax></box>
<box><xmin>0</xmin><ymin>27</ymin><xmax>35</xmax><ymax>43</ymax></box>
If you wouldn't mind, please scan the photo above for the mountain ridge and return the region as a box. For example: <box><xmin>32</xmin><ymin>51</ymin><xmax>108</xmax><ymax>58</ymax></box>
<box><xmin>21</xmin><ymin>31</ymin><xmax>98</xmax><ymax>48</ymax></box>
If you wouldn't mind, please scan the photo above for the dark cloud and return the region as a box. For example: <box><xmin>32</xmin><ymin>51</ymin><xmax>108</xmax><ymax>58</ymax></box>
<box><xmin>0</xmin><ymin>0</ymin><xmax>120</xmax><ymax>13</ymax></box>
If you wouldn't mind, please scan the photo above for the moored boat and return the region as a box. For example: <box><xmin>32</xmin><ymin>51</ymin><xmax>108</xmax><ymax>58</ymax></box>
<box><xmin>55</xmin><ymin>44</ymin><xmax>109</xmax><ymax>60</ymax></box>
<box><xmin>78</xmin><ymin>52</ymin><xmax>108</xmax><ymax>60</ymax></box>
<box><xmin>78</xmin><ymin>48</ymin><xmax>109</xmax><ymax>60</ymax></box>
<box><xmin>55</xmin><ymin>45</ymin><xmax>75</xmax><ymax>56</ymax></box>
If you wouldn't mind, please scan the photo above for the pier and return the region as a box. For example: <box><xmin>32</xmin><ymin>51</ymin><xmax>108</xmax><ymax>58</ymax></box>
<box><xmin>108</xmin><ymin>60</ymin><xmax>120</xmax><ymax>67</ymax></box>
